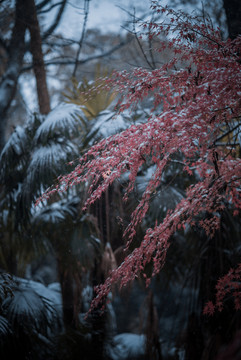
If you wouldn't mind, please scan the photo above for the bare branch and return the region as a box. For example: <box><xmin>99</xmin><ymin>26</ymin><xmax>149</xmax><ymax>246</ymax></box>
<box><xmin>42</xmin><ymin>0</ymin><xmax>67</xmax><ymax>40</ymax></box>
<box><xmin>21</xmin><ymin>40</ymin><xmax>129</xmax><ymax>72</ymax></box>
<box><xmin>37</xmin><ymin>1</ymin><xmax>64</xmax><ymax>14</ymax></box>
<box><xmin>214</xmin><ymin>120</ymin><xmax>241</xmax><ymax>144</ymax></box>
<box><xmin>36</xmin><ymin>0</ymin><xmax>51</xmax><ymax>11</ymax></box>
<box><xmin>148</xmin><ymin>13</ymin><xmax>156</xmax><ymax>69</ymax></box>
<box><xmin>132</xmin><ymin>9</ymin><xmax>155</xmax><ymax>70</ymax></box>
<box><xmin>72</xmin><ymin>0</ymin><xmax>90</xmax><ymax>78</ymax></box>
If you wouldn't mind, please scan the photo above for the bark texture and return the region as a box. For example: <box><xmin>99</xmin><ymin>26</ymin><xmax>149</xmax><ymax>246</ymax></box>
<box><xmin>25</xmin><ymin>0</ymin><xmax>51</xmax><ymax>114</ymax></box>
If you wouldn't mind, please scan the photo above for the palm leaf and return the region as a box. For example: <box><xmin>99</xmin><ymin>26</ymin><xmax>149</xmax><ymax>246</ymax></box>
<box><xmin>63</xmin><ymin>64</ymin><xmax>117</xmax><ymax>121</ymax></box>
<box><xmin>27</xmin><ymin>140</ymin><xmax>77</xmax><ymax>186</ymax></box>
<box><xmin>34</xmin><ymin>103</ymin><xmax>86</xmax><ymax>144</ymax></box>
<box><xmin>32</xmin><ymin>197</ymin><xmax>79</xmax><ymax>225</ymax></box>
<box><xmin>0</xmin><ymin>126</ymin><xmax>28</xmax><ymax>186</ymax></box>
<box><xmin>0</xmin><ymin>114</ymin><xmax>44</xmax><ymax>179</ymax></box>
<box><xmin>0</xmin><ymin>126</ymin><xmax>27</xmax><ymax>164</ymax></box>
<box><xmin>88</xmin><ymin>110</ymin><xmax>128</xmax><ymax>140</ymax></box>
<box><xmin>32</xmin><ymin>199</ymin><xmax>101</xmax><ymax>269</ymax></box>
<box><xmin>2</xmin><ymin>282</ymin><xmax>60</xmax><ymax>333</ymax></box>
<box><xmin>0</xmin><ymin>316</ymin><xmax>12</xmax><ymax>338</ymax></box>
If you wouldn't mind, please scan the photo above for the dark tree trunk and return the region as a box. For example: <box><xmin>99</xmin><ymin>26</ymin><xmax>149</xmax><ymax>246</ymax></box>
<box><xmin>25</xmin><ymin>0</ymin><xmax>51</xmax><ymax>114</ymax></box>
<box><xmin>0</xmin><ymin>0</ymin><xmax>67</xmax><ymax>150</ymax></box>
<box><xmin>223</xmin><ymin>0</ymin><xmax>241</xmax><ymax>39</ymax></box>
<box><xmin>0</xmin><ymin>0</ymin><xmax>50</xmax><ymax>151</ymax></box>
<box><xmin>57</xmin><ymin>258</ymin><xmax>76</xmax><ymax>329</ymax></box>
<box><xmin>0</xmin><ymin>0</ymin><xmax>26</xmax><ymax>150</ymax></box>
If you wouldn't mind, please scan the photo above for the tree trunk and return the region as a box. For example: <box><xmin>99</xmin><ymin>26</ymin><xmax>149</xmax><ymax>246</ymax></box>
<box><xmin>57</xmin><ymin>258</ymin><xmax>76</xmax><ymax>329</ymax></box>
<box><xmin>223</xmin><ymin>0</ymin><xmax>241</xmax><ymax>39</ymax></box>
<box><xmin>0</xmin><ymin>0</ymin><xmax>26</xmax><ymax>150</ymax></box>
<box><xmin>25</xmin><ymin>0</ymin><xmax>51</xmax><ymax>114</ymax></box>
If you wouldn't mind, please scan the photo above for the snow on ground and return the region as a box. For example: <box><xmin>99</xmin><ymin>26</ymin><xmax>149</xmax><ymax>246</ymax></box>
<box><xmin>108</xmin><ymin>333</ymin><xmax>146</xmax><ymax>360</ymax></box>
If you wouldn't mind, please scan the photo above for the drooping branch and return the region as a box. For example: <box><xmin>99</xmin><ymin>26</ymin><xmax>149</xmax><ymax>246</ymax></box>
<box><xmin>38</xmin><ymin>6</ymin><xmax>241</xmax><ymax>315</ymax></box>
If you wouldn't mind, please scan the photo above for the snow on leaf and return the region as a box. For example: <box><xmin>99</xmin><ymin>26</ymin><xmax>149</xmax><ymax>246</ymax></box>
<box><xmin>25</xmin><ymin>140</ymin><xmax>77</xmax><ymax>189</ymax></box>
<box><xmin>0</xmin><ymin>126</ymin><xmax>28</xmax><ymax>174</ymax></box>
<box><xmin>89</xmin><ymin>110</ymin><xmax>130</xmax><ymax>139</ymax></box>
<box><xmin>34</xmin><ymin>103</ymin><xmax>86</xmax><ymax>143</ymax></box>
<box><xmin>32</xmin><ymin>198</ymin><xmax>78</xmax><ymax>225</ymax></box>
<box><xmin>2</xmin><ymin>285</ymin><xmax>51</xmax><ymax>331</ymax></box>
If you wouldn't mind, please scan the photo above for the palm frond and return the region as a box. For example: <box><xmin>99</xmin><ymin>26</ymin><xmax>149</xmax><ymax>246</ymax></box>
<box><xmin>0</xmin><ymin>273</ymin><xmax>14</xmax><ymax>304</ymax></box>
<box><xmin>32</xmin><ymin>200</ymin><xmax>101</xmax><ymax>269</ymax></box>
<box><xmin>34</xmin><ymin>103</ymin><xmax>86</xmax><ymax>144</ymax></box>
<box><xmin>88</xmin><ymin>111</ymin><xmax>128</xmax><ymax>140</ymax></box>
<box><xmin>63</xmin><ymin>64</ymin><xmax>117</xmax><ymax>121</ymax></box>
<box><xmin>0</xmin><ymin>316</ymin><xmax>12</xmax><ymax>338</ymax></box>
<box><xmin>70</xmin><ymin>216</ymin><xmax>102</xmax><ymax>268</ymax></box>
<box><xmin>32</xmin><ymin>197</ymin><xmax>79</xmax><ymax>225</ymax></box>
<box><xmin>17</xmin><ymin>140</ymin><xmax>78</xmax><ymax>216</ymax></box>
<box><xmin>0</xmin><ymin>126</ymin><xmax>27</xmax><ymax>162</ymax></box>
<box><xmin>0</xmin><ymin>126</ymin><xmax>28</xmax><ymax>183</ymax></box>
<box><xmin>28</xmin><ymin>140</ymin><xmax>77</xmax><ymax>186</ymax></box>
<box><xmin>2</xmin><ymin>282</ymin><xmax>60</xmax><ymax>333</ymax></box>
<box><xmin>0</xmin><ymin>114</ymin><xmax>44</xmax><ymax>177</ymax></box>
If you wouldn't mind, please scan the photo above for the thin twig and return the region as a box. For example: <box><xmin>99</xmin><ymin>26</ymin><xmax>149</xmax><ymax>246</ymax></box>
<box><xmin>42</xmin><ymin>0</ymin><xmax>67</xmax><ymax>40</ymax></box>
<box><xmin>132</xmin><ymin>10</ymin><xmax>155</xmax><ymax>70</ymax></box>
<box><xmin>21</xmin><ymin>41</ymin><xmax>129</xmax><ymax>72</ymax></box>
<box><xmin>214</xmin><ymin>121</ymin><xmax>241</xmax><ymax>144</ymax></box>
<box><xmin>72</xmin><ymin>0</ymin><xmax>90</xmax><ymax>78</ymax></box>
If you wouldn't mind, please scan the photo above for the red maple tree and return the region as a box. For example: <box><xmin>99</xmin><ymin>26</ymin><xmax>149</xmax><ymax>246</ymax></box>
<box><xmin>38</xmin><ymin>3</ymin><xmax>241</xmax><ymax>314</ymax></box>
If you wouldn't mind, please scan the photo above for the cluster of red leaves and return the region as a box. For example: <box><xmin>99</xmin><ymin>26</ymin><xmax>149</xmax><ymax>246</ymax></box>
<box><xmin>37</xmin><ymin>3</ymin><xmax>241</xmax><ymax>313</ymax></box>
<box><xmin>204</xmin><ymin>264</ymin><xmax>241</xmax><ymax>315</ymax></box>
